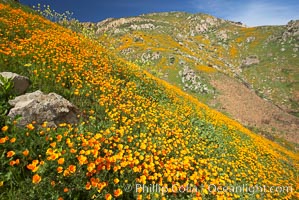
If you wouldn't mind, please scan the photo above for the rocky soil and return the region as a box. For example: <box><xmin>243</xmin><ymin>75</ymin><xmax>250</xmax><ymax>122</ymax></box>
<box><xmin>210</xmin><ymin>73</ymin><xmax>299</xmax><ymax>145</ymax></box>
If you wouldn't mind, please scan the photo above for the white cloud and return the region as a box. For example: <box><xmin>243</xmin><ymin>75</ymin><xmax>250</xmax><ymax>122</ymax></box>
<box><xmin>228</xmin><ymin>1</ymin><xmax>299</xmax><ymax>26</ymax></box>
<box><xmin>191</xmin><ymin>0</ymin><xmax>299</xmax><ymax>26</ymax></box>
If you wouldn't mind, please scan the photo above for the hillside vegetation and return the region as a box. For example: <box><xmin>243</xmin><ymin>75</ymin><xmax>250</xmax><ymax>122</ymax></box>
<box><xmin>0</xmin><ymin>2</ymin><xmax>299</xmax><ymax>200</ymax></box>
<box><xmin>92</xmin><ymin>12</ymin><xmax>298</xmax><ymax>113</ymax></box>
<box><xmin>86</xmin><ymin>12</ymin><xmax>299</xmax><ymax>146</ymax></box>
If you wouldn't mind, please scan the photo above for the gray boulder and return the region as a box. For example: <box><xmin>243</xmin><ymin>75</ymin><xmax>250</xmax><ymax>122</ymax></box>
<box><xmin>0</xmin><ymin>72</ymin><xmax>30</xmax><ymax>95</ymax></box>
<box><xmin>8</xmin><ymin>90</ymin><xmax>78</xmax><ymax>127</ymax></box>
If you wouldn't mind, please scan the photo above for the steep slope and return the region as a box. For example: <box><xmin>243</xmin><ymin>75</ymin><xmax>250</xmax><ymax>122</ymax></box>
<box><xmin>86</xmin><ymin>12</ymin><xmax>299</xmax><ymax>146</ymax></box>
<box><xmin>0</xmin><ymin>2</ymin><xmax>298</xmax><ymax>200</ymax></box>
<box><xmin>210</xmin><ymin>73</ymin><xmax>299</xmax><ymax>144</ymax></box>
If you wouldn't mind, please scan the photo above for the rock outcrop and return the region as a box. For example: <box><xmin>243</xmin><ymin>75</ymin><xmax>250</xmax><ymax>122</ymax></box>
<box><xmin>94</xmin><ymin>17</ymin><xmax>157</xmax><ymax>34</ymax></box>
<box><xmin>179</xmin><ymin>66</ymin><xmax>210</xmax><ymax>93</ymax></box>
<box><xmin>141</xmin><ymin>51</ymin><xmax>161</xmax><ymax>63</ymax></box>
<box><xmin>194</xmin><ymin>17</ymin><xmax>219</xmax><ymax>34</ymax></box>
<box><xmin>241</xmin><ymin>55</ymin><xmax>260</xmax><ymax>67</ymax></box>
<box><xmin>282</xmin><ymin>20</ymin><xmax>299</xmax><ymax>41</ymax></box>
<box><xmin>0</xmin><ymin>72</ymin><xmax>30</xmax><ymax>95</ymax></box>
<box><xmin>8</xmin><ymin>90</ymin><xmax>78</xmax><ymax>127</ymax></box>
<box><xmin>217</xmin><ymin>30</ymin><xmax>229</xmax><ymax>41</ymax></box>
<box><xmin>130</xmin><ymin>23</ymin><xmax>155</xmax><ymax>30</ymax></box>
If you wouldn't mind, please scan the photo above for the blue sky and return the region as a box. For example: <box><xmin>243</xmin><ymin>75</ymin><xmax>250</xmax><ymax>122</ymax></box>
<box><xmin>20</xmin><ymin>0</ymin><xmax>299</xmax><ymax>26</ymax></box>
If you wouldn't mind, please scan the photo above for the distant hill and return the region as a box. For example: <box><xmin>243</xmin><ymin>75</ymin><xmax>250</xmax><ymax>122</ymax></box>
<box><xmin>83</xmin><ymin>12</ymin><xmax>299</xmax><ymax>146</ymax></box>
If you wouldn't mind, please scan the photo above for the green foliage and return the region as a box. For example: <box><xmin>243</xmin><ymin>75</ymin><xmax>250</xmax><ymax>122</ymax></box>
<box><xmin>0</xmin><ymin>123</ymin><xmax>91</xmax><ymax>200</ymax></box>
<box><xmin>33</xmin><ymin>4</ymin><xmax>97</xmax><ymax>39</ymax></box>
<box><xmin>33</xmin><ymin>4</ymin><xmax>73</xmax><ymax>22</ymax></box>
<box><xmin>0</xmin><ymin>75</ymin><xmax>14</xmax><ymax>127</ymax></box>
<box><xmin>0</xmin><ymin>75</ymin><xmax>14</xmax><ymax>101</ymax></box>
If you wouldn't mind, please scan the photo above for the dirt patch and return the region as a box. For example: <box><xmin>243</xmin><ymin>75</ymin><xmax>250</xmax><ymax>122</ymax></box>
<box><xmin>210</xmin><ymin>73</ymin><xmax>299</xmax><ymax>144</ymax></box>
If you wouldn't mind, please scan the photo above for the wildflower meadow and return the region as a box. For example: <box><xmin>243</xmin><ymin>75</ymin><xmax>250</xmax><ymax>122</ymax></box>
<box><xmin>0</xmin><ymin>1</ymin><xmax>298</xmax><ymax>200</ymax></box>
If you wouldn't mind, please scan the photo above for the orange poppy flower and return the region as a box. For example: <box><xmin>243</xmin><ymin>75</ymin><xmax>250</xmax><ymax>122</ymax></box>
<box><xmin>114</xmin><ymin>189</ymin><xmax>123</xmax><ymax>197</ymax></box>
<box><xmin>22</xmin><ymin>149</ymin><xmax>29</xmax><ymax>156</ymax></box>
<box><xmin>1</xmin><ymin>125</ymin><xmax>8</xmax><ymax>132</ymax></box>
<box><xmin>32</xmin><ymin>174</ymin><xmax>41</xmax><ymax>184</ymax></box>
<box><xmin>105</xmin><ymin>193</ymin><xmax>112</xmax><ymax>200</ymax></box>
<box><xmin>7</xmin><ymin>151</ymin><xmax>15</xmax><ymax>158</ymax></box>
<box><xmin>57</xmin><ymin>158</ymin><xmax>65</xmax><ymax>165</ymax></box>
<box><xmin>68</xmin><ymin>165</ymin><xmax>76</xmax><ymax>173</ymax></box>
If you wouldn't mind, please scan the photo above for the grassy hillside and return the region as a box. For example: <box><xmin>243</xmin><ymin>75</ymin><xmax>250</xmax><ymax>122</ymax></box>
<box><xmin>94</xmin><ymin>12</ymin><xmax>298</xmax><ymax>113</ymax></box>
<box><xmin>85</xmin><ymin>12</ymin><xmax>299</xmax><ymax>147</ymax></box>
<box><xmin>0</xmin><ymin>2</ymin><xmax>299</xmax><ymax>200</ymax></box>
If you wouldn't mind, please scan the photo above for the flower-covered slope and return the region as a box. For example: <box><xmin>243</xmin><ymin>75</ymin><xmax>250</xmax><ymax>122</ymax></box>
<box><xmin>0</xmin><ymin>3</ymin><xmax>298</xmax><ymax>200</ymax></box>
<box><xmin>95</xmin><ymin>13</ymin><xmax>299</xmax><ymax>147</ymax></box>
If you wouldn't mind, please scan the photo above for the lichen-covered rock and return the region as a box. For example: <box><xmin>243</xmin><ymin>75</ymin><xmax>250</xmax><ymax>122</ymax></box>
<box><xmin>8</xmin><ymin>90</ymin><xmax>78</xmax><ymax>127</ymax></box>
<box><xmin>0</xmin><ymin>72</ymin><xmax>30</xmax><ymax>95</ymax></box>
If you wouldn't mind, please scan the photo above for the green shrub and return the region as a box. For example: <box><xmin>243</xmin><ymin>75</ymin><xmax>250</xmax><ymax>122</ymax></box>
<box><xmin>0</xmin><ymin>75</ymin><xmax>14</xmax><ymax>127</ymax></box>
